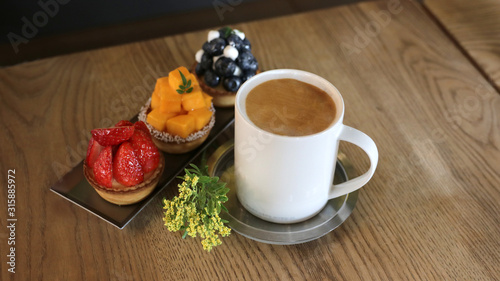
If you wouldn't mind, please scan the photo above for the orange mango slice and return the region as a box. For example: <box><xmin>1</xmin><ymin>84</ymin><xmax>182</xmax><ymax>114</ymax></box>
<box><xmin>181</xmin><ymin>86</ymin><xmax>206</xmax><ymax>111</ymax></box>
<box><xmin>188</xmin><ymin>73</ymin><xmax>200</xmax><ymax>87</ymax></box>
<box><xmin>159</xmin><ymin>87</ymin><xmax>182</xmax><ymax>113</ymax></box>
<box><xmin>152</xmin><ymin>77</ymin><xmax>170</xmax><ymax>97</ymax></box>
<box><xmin>188</xmin><ymin>107</ymin><xmax>213</xmax><ymax>131</ymax></box>
<box><xmin>147</xmin><ymin>108</ymin><xmax>168</xmax><ymax>132</ymax></box>
<box><xmin>166</xmin><ymin>114</ymin><xmax>196</xmax><ymax>138</ymax></box>
<box><xmin>202</xmin><ymin>92</ymin><xmax>213</xmax><ymax>109</ymax></box>
<box><xmin>151</xmin><ymin>77</ymin><xmax>170</xmax><ymax>109</ymax></box>
<box><xmin>168</xmin><ymin>66</ymin><xmax>191</xmax><ymax>91</ymax></box>
<box><xmin>147</xmin><ymin>109</ymin><xmax>178</xmax><ymax>132</ymax></box>
<box><xmin>151</xmin><ymin>93</ymin><xmax>161</xmax><ymax>110</ymax></box>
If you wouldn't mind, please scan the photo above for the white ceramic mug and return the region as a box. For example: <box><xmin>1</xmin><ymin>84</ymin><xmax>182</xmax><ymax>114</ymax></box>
<box><xmin>234</xmin><ymin>69</ymin><xmax>378</xmax><ymax>224</ymax></box>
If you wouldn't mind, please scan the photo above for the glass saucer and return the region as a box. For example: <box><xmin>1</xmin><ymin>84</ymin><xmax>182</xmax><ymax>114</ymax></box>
<box><xmin>207</xmin><ymin>141</ymin><xmax>358</xmax><ymax>245</ymax></box>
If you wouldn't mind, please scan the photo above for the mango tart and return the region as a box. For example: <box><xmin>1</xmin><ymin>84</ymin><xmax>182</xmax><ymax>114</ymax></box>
<box><xmin>139</xmin><ymin>66</ymin><xmax>216</xmax><ymax>154</ymax></box>
<box><xmin>138</xmin><ymin>98</ymin><xmax>215</xmax><ymax>154</ymax></box>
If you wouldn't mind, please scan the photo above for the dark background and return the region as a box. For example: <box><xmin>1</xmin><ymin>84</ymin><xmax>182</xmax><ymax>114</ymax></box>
<box><xmin>0</xmin><ymin>0</ymin><xmax>362</xmax><ymax>66</ymax></box>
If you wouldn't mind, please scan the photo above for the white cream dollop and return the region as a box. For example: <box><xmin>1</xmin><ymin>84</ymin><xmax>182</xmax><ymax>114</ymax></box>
<box><xmin>207</xmin><ymin>30</ymin><xmax>220</xmax><ymax>42</ymax></box>
<box><xmin>195</xmin><ymin>49</ymin><xmax>204</xmax><ymax>63</ymax></box>
<box><xmin>223</xmin><ymin>45</ymin><xmax>239</xmax><ymax>60</ymax></box>
<box><xmin>212</xmin><ymin>55</ymin><xmax>222</xmax><ymax>69</ymax></box>
<box><xmin>233</xmin><ymin>29</ymin><xmax>245</xmax><ymax>40</ymax></box>
<box><xmin>233</xmin><ymin>65</ymin><xmax>242</xmax><ymax>76</ymax></box>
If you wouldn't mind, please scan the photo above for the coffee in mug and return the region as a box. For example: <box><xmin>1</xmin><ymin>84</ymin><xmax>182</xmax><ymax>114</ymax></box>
<box><xmin>245</xmin><ymin>78</ymin><xmax>336</xmax><ymax>136</ymax></box>
<box><xmin>235</xmin><ymin>69</ymin><xmax>378</xmax><ymax>224</ymax></box>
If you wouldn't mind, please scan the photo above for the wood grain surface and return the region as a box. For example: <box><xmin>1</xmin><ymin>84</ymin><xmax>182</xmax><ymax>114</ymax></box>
<box><xmin>1</xmin><ymin>0</ymin><xmax>500</xmax><ymax>280</ymax></box>
<box><xmin>424</xmin><ymin>0</ymin><xmax>500</xmax><ymax>92</ymax></box>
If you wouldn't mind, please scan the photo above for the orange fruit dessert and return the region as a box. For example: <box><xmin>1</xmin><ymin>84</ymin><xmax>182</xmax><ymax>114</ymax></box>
<box><xmin>192</xmin><ymin>27</ymin><xmax>259</xmax><ymax>107</ymax></box>
<box><xmin>138</xmin><ymin>66</ymin><xmax>215</xmax><ymax>154</ymax></box>
<box><xmin>84</xmin><ymin>120</ymin><xmax>165</xmax><ymax>205</ymax></box>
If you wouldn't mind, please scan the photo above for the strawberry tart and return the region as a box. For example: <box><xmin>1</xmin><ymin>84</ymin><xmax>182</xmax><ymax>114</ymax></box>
<box><xmin>84</xmin><ymin>120</ymin><xmax>164</xmax><ymax>205</ymax></box>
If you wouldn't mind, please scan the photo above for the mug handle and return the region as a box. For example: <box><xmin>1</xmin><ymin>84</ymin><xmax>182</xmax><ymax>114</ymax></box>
<box><xmin>329</xmin><ymin>125</ymin><xmax>379</xmax><ymax>199</ymax></box>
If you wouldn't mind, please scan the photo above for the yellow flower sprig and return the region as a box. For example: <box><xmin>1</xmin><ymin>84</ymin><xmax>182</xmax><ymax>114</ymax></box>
<box><xmin>162</xmin><ymin>164</ymin><xmax>231</xmax><ymax>251</ymax></box>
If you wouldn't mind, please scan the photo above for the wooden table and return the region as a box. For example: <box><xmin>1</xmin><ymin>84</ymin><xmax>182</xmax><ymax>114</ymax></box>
<box><xmin>1</xmin><ymin>0</ymin><xmax>499</xmax><ymax>280</ymax></box>
<box><xmin>424</xmin><ymin>0</ymin><xmax>500</xmax><ymax>92</ymax></box>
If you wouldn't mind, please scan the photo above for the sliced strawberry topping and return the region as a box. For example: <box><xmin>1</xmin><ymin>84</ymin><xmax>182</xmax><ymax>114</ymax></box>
<box><xmin>130</xmin><ymin>129</ymin><xmax>160</xmax><ymax>173</ymax></box>
<box><xmin>85</xmin><ymin>137</ymin><xmax>104</xmax><ymax>168</ymax></box>
<box><xmin>115</xmin><ymin>120</ymin><xmax>133</xmax><ymax>127</ymax></box>
<box><xmin>113</xmin><ymin>142</ymin><xmax>144</xmax><ymax>187</ymax></box>
<box><xmin>134</xmin><ymin>121</ymin><xmax>151</xmax><ymax>138</ymax></box>
<box><xmin>92</xmin><ymin>146</ymin><xmax>113</xmax><ymax>188</ymax></box>
<box><xmin>86</xmin><ymin>120</ymin><xmax>162</xmax><ymax>189</ymax></box>
<box><xmin>91</xmin><ymin>126</ymin><xmax>135</xmax><ymax>146</ymax></box>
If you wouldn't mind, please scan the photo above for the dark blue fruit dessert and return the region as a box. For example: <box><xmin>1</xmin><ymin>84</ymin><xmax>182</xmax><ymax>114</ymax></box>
<box><xmin>194</xmin><ymin>27</ymin><xmax>259</xmax><ymax>106</ymax></box>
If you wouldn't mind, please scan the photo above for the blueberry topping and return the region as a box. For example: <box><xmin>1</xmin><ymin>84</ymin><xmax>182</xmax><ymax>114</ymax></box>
<box><xmin>200</xmin><ymin>53</ymin><xmax>213</xmax><ymax>70</ymax></box>
<box><xmin>227</xmin><ymin>34</ymin><xmax>243</xmax><ymax>50</ymax></box>
<box><xmin>195</xmin><ymin>63</ymin><xmax>205</xmax><ymax>76</ymax></box>
<box><xmin>247</xmin><ymin>59</ymin><xmax>258</xmax><ymax>72</ymax></box>
<box><xmin>236</xmin><ymin>51</ymin><xmax>256</xmax><ymax>70</ymax></box>
<box><xmin>202</xmin><ymin>41</ymin><xmax>211</xmax><ymax>53</ymax></box>
<box><xmin>199</xmin><ymin>28</ymin><xmax>257</xmax><ymax>92</ymax></box>
<box><xmin>241</xmin><ymin>71</ymin><xmax>256</xmax><ymax>82</ymax></box>
<box><xmin>204</xmin><ymin>70</ymin><xmax>220</xmax><ymax>87</ymax></box>
<box><xmin>223</xmin><ymin>76</ymin><xmax>242</xmax><ymax>92</ymax></box>
<box><xmin>239</xmin><ymin>38</ymin><xmax>251</xmax><ymax>52</ymax></box>
<box><xmin>214</xmin><ymin>57</ymin><xmax>237</xmax><ymax>77</ymax></box>
<box><xmin>205</xmin><ymin>38</ymin><xmax>226</xmax><ymax>56</ymax></box>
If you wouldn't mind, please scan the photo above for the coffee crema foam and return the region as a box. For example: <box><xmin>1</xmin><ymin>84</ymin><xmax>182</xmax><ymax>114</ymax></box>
<box><xmin>245</xmin><ymin>79</ymin><xmax>336</xmax><ymax>136</ymax></box>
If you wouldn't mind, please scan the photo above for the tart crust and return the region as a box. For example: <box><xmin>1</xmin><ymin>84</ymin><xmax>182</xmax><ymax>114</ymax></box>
<box><xmin>151</xmin><ymin>133</ymin><xmax>210</xmax><ymax>154</ymax></box>
<box><xmin>138</xmin><ymin>98</ymin><xmax>215</xmax><ymax>154</ymax></box>
<box><xmin>84</xmin><ymin>153</ymin><xmax>165</xmax><ymax>205</ymax></box>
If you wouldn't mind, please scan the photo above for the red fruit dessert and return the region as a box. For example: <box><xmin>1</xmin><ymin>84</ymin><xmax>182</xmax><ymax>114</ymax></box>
<box><xmin>84</xmin><ymin>120</ymin><xmax>165</xmax><ymax>205</ymax></box>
